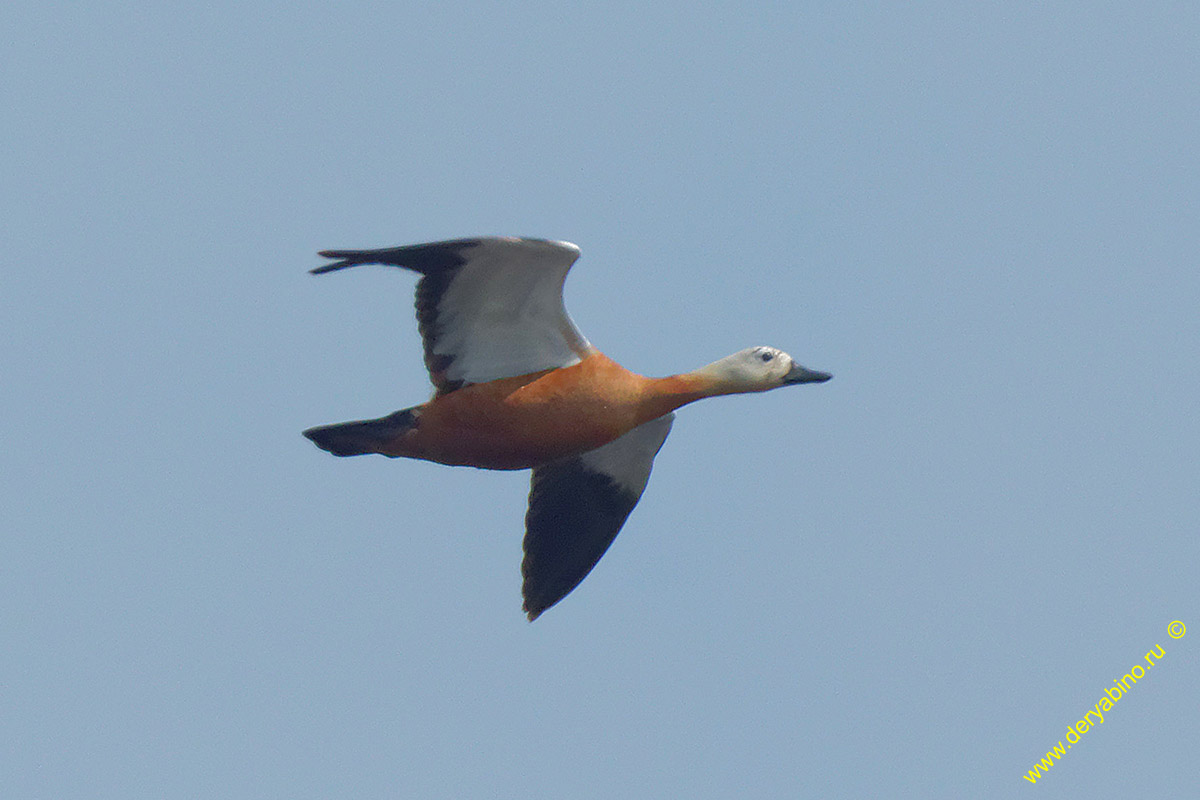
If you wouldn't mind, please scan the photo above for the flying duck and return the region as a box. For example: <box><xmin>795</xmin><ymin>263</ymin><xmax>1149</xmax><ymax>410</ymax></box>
<box><xmin>304</xmin><ymin>237</ymin><xmax>831</xmax><ymax>620</ymax></box>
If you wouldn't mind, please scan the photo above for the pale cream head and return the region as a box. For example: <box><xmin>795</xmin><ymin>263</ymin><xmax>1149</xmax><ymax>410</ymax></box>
<box><xmin>693</xmin><ymin>346</ymin><xmax>832</xmax><ymax>395</ymax></box>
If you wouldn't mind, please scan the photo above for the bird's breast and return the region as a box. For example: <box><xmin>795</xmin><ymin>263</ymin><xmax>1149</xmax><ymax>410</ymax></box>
<box><xmin>405</xmin><ymin>352</ymin><xmax>652</xmax><ymax>469</ymax></box>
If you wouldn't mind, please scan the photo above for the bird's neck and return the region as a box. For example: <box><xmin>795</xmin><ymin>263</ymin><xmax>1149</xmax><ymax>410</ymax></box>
<box><xmin>638</xmin><ymin>371</ymin><xmax>726</xmax><ymax>420</ymax></box>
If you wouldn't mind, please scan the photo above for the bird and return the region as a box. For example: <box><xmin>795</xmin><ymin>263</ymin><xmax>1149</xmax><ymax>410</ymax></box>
<box><xmin>303</xmin><ymin>237</ymin><xmax>831</xmax><ymax>620</ymax></box>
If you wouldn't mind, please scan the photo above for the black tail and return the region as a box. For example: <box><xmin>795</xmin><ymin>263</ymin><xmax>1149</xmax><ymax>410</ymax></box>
<box><xmin>303</xmin><ymin>408</ymin><xmax>417</xmax><ymax>457</ymax></box>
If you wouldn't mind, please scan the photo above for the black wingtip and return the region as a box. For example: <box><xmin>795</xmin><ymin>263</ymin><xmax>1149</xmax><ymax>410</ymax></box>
<box><xmin>310</xmin><ymin>250</ymin><xmax>364</xmax><ymax>274</ymax></box>
<box><xmin>309</xmin><ymin>261</ymin><xmax>350</xmax><ymax>275</ymax></box>
<box><xmin>310</xmin><ymin>241</ymin><xmax>477</xmax><ymax>277</ymax></box>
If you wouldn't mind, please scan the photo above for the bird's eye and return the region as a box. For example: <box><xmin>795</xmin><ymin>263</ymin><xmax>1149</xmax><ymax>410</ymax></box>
<box><xmin>760</xmin><ymin>351</ymin><xmax>774</xmax><ymax>362</ymax></box>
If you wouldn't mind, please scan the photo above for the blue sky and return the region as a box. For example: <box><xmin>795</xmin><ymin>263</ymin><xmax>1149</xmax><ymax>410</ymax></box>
<box><xmin>2</xmin><ymin>2</ymin><xmax>1197</xmax><ymax>797</ymax></box>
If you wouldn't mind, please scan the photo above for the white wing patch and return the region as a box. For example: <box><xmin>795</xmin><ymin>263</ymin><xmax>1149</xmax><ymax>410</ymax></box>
<box><xmin>577</xmin><ymin>413</ymin><xmax>675</xmax><ymax>495</ymax></box>
<box><xmin>431</xmin><ymin>238</ymin><xmax>591</xmax><ymax>385</ymax></box>
<box><xmin>312</xmin><ymin>237</ymin><xmax>593</xmax><ymax>393</ymax></box>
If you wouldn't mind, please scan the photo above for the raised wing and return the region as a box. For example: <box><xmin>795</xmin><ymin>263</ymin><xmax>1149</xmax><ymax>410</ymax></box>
<box><xmin>521</xmin><ymin>414</ymin><xmax>674</xmax><ymax>620</ymax></box>
<box><xmin>312</xmin><ymin>237</ymin><xmax>592</xmax><ymax>393</ymax></box>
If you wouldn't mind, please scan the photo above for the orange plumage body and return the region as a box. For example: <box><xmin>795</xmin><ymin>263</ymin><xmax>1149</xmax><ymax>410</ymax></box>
<box><xmin>383</xmin><ymin>352</ymin><xmax>707</xmax><ymax>469</ymax></box>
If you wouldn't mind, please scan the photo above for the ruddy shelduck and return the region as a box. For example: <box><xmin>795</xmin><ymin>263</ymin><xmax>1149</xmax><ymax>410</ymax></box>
<box><xmin>304</xmin><ymin>237</ymin><xmax>831</xmax><ymax>620</ymax></box>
